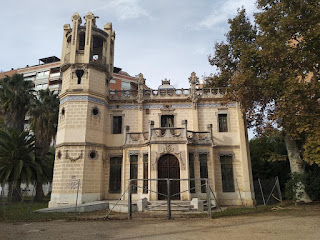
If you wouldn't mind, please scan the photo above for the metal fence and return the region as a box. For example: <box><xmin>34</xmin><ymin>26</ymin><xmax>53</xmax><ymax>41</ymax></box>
<box><xmin>253</xmin><ymin>177</ymin><xmax>282</xmax><ymax>206</ymax></box>
<box><xmin>0</xmin><ymin>181</ymin><xmax>38</xmax><ymax>219</ymax></box>
<box><xmin>0</xmin><ymin>178</ymin><xmax>81</xmax><ymax>220</ymax></box>
<box><xmin>105</xmin><ymin>178</ymin><xmax>223</xmax><ymax>220</ymax></box>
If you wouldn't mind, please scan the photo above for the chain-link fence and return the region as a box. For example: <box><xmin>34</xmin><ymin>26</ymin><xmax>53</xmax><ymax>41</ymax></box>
<box><xmin>0</xmin><ymin>178</ymin><xmax>80</xmax><ymax>220</ymax></box>
<box><xmin>253</xmin><ymin>177</ymin><xmax>282</xmax><ymax>205</ymax></box>
<box><xmin>0</xmin><ymin>181</ymin><xmax>38</xmax><ymax>219</ymax></box>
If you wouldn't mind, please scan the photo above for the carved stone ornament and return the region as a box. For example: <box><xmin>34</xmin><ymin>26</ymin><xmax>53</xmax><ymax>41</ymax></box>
<box><xmin>66</xmin><ymin>150</ymin><xmax>83</xmax><ymax>162</ymax></box>
<box><xmin>162</xmin><ymin>144</ymin><xmax>174</xmax><ymax>153</ymax></box>
<box><xmin>160</xmin><ymin>104</ymin><xmax>175</xmax><ymax>114</ymax></box>
<box><xmin>152</xmin><ymin>144</ymin><xmax>186</xmax><ymax>170</ymax></box>
<box><xmin>137</xmin><ymin>73</ymin><xmax>146</xmax><ymax>109</ymax></box>
<box><xmin>188</xmin><ymin>72</ymin><xmax>199</xmax><ymax>109</ymax></box>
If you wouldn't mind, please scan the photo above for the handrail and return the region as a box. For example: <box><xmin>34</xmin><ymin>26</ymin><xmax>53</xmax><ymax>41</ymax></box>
<box><xmin>104</xmin><ymin>185</ymin><xmax>130</xmax><ymax>219</ymax></box>
<box><xmin>125</xmin><ymin>178</ymin><xmax>221</xmax><ymax>220</ymax></box>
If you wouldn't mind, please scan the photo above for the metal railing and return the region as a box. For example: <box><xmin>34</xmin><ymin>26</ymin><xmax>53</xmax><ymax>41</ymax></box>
<box><xmin>104</xmin><ymin>178</ymin><xmax>222</xmax><ymax>220</ymax></box>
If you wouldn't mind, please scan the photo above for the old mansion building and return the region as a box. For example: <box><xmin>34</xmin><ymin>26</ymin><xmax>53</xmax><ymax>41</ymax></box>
<box><xmin>49</xmin><ymin>12</ymin><xmax>255</xmax><ymax>208</ymax></box>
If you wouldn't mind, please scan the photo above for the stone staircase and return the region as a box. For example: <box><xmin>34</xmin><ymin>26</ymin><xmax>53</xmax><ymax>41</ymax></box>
<box><xmin>106</xmin><ymin>199</ymin><xmax>218</xmax><ymax>213</ymax></box>
<box><xmin>144</xmin><ymin>200</ymin><xmax>215</xmax><ymax>212</ymax></box>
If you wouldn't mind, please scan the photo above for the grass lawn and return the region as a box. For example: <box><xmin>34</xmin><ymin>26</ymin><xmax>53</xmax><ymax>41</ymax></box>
<box><xmin>0</xmin><ymin>197</ymin><xmax>107</xmax><ymax>222</ymax></box>
<box><xmin>0</xmin><ymin>197</ymin><xmax>285</xmax><ymax>222</ymax></box>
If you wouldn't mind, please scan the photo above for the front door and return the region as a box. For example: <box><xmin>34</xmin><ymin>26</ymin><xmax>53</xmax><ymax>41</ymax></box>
<box><xmin>158</xmin><ymin>154</ymin><xmax>180</xmax><ymax>200</ymax></box>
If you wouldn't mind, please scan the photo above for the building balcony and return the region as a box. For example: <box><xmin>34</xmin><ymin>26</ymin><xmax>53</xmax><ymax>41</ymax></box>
<box><xmin>109</xmin><ymin>90</ymin><xmax>138</xmax><ymax>100</ymax></box>
<box><xmin>124</xmin><ymin>125</ymin><xmax>213</xmax><ymax>146</ymax></box>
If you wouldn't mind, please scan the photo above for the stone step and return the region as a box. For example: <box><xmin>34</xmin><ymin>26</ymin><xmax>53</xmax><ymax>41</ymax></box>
<box><xmin>146</xmin><ymin>201</ymin><xmax>193</xmax><ymax>212</ymax></box>
<box><xmin>145</xmin><ymin>207</ymin><xmax>193</xmax><ymax>212</ymax></box>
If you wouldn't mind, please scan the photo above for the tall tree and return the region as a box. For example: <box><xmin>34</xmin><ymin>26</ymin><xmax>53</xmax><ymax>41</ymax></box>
<box><xmin>29</xmin><ymin>89</ymin><xmax>59</xmax><ymax>200</ymax></box>
<box><xmin>250</xmin><ymin>130</ymin><xmax>291</xmax><ymax>190</ymax></box>
<box><xmin>0</xmin><ymin>129</ymin><xmax>40</xmax><ymax>201</ymax></box>
<box><xmin>0</xmin><ymin>74</ymin><xmax>34</xmax><ymax>132</ymax></box>
<box><xmin>207</xmin><ymin>2</ymin><xmax>320</xmax><ymax>201</ymax></box>
<box><xmin>0</xmin><ymin>73</ymin><xmax>34</xmax><ymax>200</ymax></box>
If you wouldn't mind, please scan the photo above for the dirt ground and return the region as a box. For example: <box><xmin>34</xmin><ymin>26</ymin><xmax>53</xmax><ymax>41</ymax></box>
<box><xmin>1</xmin><ymin>204</ymin><xmax>320</xmax><ymax>240</ymax></box>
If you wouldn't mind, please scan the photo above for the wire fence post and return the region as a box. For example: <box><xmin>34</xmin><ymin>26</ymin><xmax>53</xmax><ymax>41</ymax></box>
<box><xmin>209</xmin><ymin>186</ymin><xmax>222</xmax><ymax>212</ymax></box>
<box><xmin>275</xmin><ymin>176</ymin><xmax>282</xmax><ymax>203</ymax></box>
<box><xmin>258</xmin><ymin>178</ymin><xmax>266</xmax><ymax>206</ymax></box>
<box><xmin>9</xmin><ymin>182</ymin><xmax>14</xmax><ymax>206</ymax></box>
<box><xmin>206</xmin><ymin>179</ymin><xmax>212</xmax><ymax>218</ymax></box>
<box><xmin>74</xmin><ymin>179</ymin><xmax>80</xmax><ymax>220</ymax></box>
<box><xmin>128</xmin><ymin>180</ymin><xmax>132</xmax><ymax>220</ymax></box>
<box><xmin>265</xmin><ymin>179</ymin><xmax>278</xmax><ymax>205</ymax></box>
<box><xmin>28</xmin><ymin>181</ymin><xmax>37</xmax><ymax>219</ymax></box>
<box><xmin>236</xmin><ymin>179</ymin><xmax>244</xmax><ymax>208</ymax></box>
<box><xmin>1</xmin><ymin>181</ymin><xmax>5</xmax><ymax>219</ymax></box>
<box><xmin>167</xmin><ymin>178</ymin><xmax>171</xmax><ymax>220</ymax></box>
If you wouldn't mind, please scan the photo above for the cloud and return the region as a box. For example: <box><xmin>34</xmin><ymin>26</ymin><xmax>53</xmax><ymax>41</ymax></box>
<box><xmin>198</xmin><ymin>0</ymin><xmax>256</xmax><ymax>29</ymax></box>
<box><xmin>90</xmin><ymin>0</ymin><xmax>150</xmax><ymax>21</ymax></box>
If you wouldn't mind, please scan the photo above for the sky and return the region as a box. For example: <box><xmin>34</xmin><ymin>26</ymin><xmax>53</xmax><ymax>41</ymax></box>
<box><xmin>0</xmin><ymin>0</ymin><xmax>257</xmax><ymax>89</ymax></box>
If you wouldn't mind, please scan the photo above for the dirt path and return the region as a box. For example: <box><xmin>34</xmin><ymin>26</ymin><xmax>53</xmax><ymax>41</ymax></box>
<box><xmin>1</xmin><ymin>205</ymin><xmax>320</xmax><ymax>240</ymax></box>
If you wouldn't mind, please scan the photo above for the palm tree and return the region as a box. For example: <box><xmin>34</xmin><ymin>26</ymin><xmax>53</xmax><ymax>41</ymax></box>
<box><xmin>29</xmin><ymin>89</ymin><xmax>59</xmax><ymax>200</ymax></box>
<box><xmin>0</xmin><ymin>74</ymin><xmax>34</xmax><ymax>200</ymax></box>
<box><xmin>0</xmin><ymin>129</ymin><xmax>40</xmax><ymax>201</ymax></box>
<box><xmin>0</xmin><ymin>74</ymin><xmax>34</xmax><ymax>132</ymax></box>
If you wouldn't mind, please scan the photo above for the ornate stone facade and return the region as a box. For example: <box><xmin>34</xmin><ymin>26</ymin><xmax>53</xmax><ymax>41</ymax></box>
<box><xmin>49</xmin><ymin>13</ymin><xmax>255</xmax><ymax>208</ymax></box>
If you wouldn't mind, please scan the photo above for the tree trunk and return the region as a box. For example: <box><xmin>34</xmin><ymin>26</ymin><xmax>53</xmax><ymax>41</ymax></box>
<box><xmin>35</xmin><ymin>181</ymin><xmax>44</xmax><ymax>201</ymax></box>
<box><xmin>8</xmin><ymin>181</ymin><xmax>22</xmax><ymax>203</ymax></box>
<box><xmin>284</xmin><ymin>133</ymin><xmax>311</xmax><ymax>202</ymax></box>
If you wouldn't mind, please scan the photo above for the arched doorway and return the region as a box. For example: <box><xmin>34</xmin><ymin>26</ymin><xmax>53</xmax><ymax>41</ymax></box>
<box><xmin>158</xmin><ymin>154</ymin><xmax>180</xmax><ymax>200</ymax></box>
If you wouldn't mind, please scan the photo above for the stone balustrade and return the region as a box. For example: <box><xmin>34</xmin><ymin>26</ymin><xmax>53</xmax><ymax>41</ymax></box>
<box><xmin>124</xmin><ymin>127</ymin><xmax>213</xmax><ymax>146</ymax></box>
<box><xmin>108</xmin><ymin>88</ymin><xmax>225</xmax><ymax>101</ymax></box>
<box><xmin>125</xmin><ymin>132</ymin><xmax>149</xmax><ymax>145</ymax></box>
<box><xmin>109</xmin><ymin>90</ymin><xmax>138</xmax><ymax>100</ymax></box>
<box><xmin>187</xmin><ymin>130</ymin><xmax>212</xmax><ymax>145</ymax></box>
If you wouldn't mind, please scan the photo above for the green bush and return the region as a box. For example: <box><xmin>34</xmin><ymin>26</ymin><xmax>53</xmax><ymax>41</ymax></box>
<box><xmin>305</xmin><ymin>166</ymin><xmax>320</xmax><ymax>201</ymax></box>
<box><xmin>285</xmin><ymin>166</ymin><xmax>320</xmax><ymax>201</ymax></box>
<box><xmin>285</xmin><ymin>173</ymin><xmax>306</xmax><ymax>201</ymax></box>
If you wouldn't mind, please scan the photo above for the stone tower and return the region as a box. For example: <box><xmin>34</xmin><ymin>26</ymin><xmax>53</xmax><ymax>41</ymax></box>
<box><xmin>49</xmin><ymin>12</ymin><xmax>115</xmax><ymax>207</ymax></box>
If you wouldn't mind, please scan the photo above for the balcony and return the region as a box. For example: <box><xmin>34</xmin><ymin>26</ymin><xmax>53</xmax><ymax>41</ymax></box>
<box><xmin>109</xmin><ymin>90</ymin><xmax>138</xmax><ymax>100</ymax></box>
<box><xmin>187</xmin><ymin>130</ymin><xmax>212</xmax><ymax>145</ymax></box>
<box><xmin>124</xmin><ymin>126</ymin><xmax>213</xmax><ymax>146</ymax></box>
<box><xmin>90</xmin><ymin>54</ymin><xmax>107</xmax><ymax>68</ymax></box>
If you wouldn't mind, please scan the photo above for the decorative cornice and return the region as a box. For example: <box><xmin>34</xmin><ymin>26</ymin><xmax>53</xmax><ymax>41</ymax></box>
<box><xmin>60</xmin><ymin>95</ymin><xmax>107</xmax><ymax>106</ymax></box>
<box><xmin>59</xmin><ymin>94</ymin><xmax>236</xmax><ymax>110</ymax></box>
<box><xmin>212</xmin><ymin>145</ymin><xmax>240</xmax><ymax>148</ymax></box>
<box><xmin>56</xmin><ymin>142</ymin><xmax>106</xmax><ymax>148</ymax></box>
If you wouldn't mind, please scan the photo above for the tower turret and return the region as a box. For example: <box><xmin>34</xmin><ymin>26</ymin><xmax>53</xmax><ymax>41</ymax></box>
<box><xmin>49</xmin><ymin>13</ymin><xmax>114</xmax><ymax>207</ymax></box>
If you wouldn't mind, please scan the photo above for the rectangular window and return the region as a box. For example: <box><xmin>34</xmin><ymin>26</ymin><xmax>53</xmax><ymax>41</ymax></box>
<box><xmin>121</xmin><ymin>81</ymin><xmax>131</xmax><ymax>90</ymax></box>
<box><xmin>218</xmin><ymin>114</ymin><xmax>228</xmax><ymax>132</ymax></box>
<box><xmin>130</xmin><ymin>155</ymin><xmax>138</xmax><ymax>194</ymax></box>
<box><xmin>220</xmin><ymin>155</ymin><xmax>235</xmax><ymax>192</ymax></box>
<box><xmin>189</xmin><ymin>153</ymin><xmax>195</xmax><ymax>193</ymax></box>
<box><xmin>112</xmin><ymin>116</ymin><xmax>122</xmax><ymax>134</ymax></box>
<box><xmin>161</xmin><ymin>115</ymin><xmax>174</xmax><ymax>127</ymax></box>
<box><xmin>143</xmin><ymin>154</ymin><xmax>148</xmax><ymax>194</ymax></box>
<box><xmin>109</xmin><ymin>156</ymin><xmax>122</xmax><ymax>193</ymax></box>
<box><xmin>199</xmin><ymin>153</ymin><xmax>208</xmax><ymax>193</ymax></box>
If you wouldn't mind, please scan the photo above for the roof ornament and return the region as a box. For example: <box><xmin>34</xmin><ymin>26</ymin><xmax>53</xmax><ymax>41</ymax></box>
<box><xmin>137</xmin><ymin>73</ymin><xmax>146</xmax><ymax>109</ymax></box>
<box><xmin>189</xmin><ymin>72</ymin><xmax>199</xmax><ymax>109</ymax></box>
